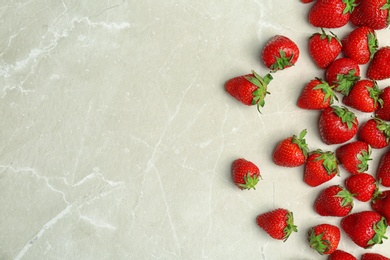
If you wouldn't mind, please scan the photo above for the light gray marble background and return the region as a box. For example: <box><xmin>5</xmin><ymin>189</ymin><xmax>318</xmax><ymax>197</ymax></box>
<box><xmin>1</xmin><ymin>1</ymin><xmax>390</xmax><ymax>259</ymax></box>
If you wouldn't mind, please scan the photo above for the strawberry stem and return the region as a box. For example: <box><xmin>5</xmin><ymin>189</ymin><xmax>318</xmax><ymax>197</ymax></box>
<box><xmin>246</xmin><ymin>71</ymin><xmax>273</xmax><ymax>113</ymax></box>
<box><xmin>332</xmin><ymin>106</ymin><xmax>358</xmax><ymax>130</ymax></box>
<box><xmin>308</xmin><ymin>229</ymin><xmax>331</xmax><ymax>255</ymax></box>
<box><xmin>270</xmin><ymin>50</ymin><xmax>294</xmax><ymax>72</ymax></box>
<box><xmin>292</xmin><ymin>129</ymin><xmax>309</xmax><ymax>158</ymax></box>
<box><xmin>238</xmin><ymin>172</ymin><xmax>260</xmax><ymax>190</ymax></box>
<box><xmin>283</xmin><ymin>211</ymin><xmax>298</xmax><ymax>242</ymax></box>
<box><xmin>367</xmin><ymin>217</ymin><xmax>388</xmax><ymax>247</ymax></box>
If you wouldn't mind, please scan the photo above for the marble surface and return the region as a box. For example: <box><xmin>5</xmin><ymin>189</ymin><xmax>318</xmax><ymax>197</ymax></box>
<box><xmin>1</xmin><ymin>1</ymin><xmax>390</xmax><ymax>259</ymax></box>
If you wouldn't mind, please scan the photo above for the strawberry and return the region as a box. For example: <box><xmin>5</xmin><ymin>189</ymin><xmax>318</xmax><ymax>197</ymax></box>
<box><xmin>350</xmin><ymin>0</ymin><xmax>390</xmax><ymax>30</ymax></box>
<box><xmin>342</xmin><ymin>80</ymin><xmax>383</xmax><ymax>113</ymax></box>
<box><xmin>325</xmin><ymin>57</ymin><xmax>360</xmax><ymax>96</ymax></box>
<box><xmin>308</xmin><ymin>29</ymin><xmax>342</xmax><ymax>69</ymax></box>
<box><xmin>341</xmin><ymin>210</ymin><xmax>388</xmax><ymax>248</ymax></box>
<box><xmin>256</xmin><ymin>208</ymin><xmax>298</xmax><ymax>241</ymax></box>
<box><xmin>225</xmin><ymin>71</ymin><xmax>273</xmax><ymax>112</ymax></box>
<box><xmin>314</xmin><ymin>185</ymin><xmax>354</xmax><ymax>217</ymax></box>
<box><xmin>329</xmin><ymin>250</ymin><xmax>357</xmax><ymax>260</ymax></box>
<box><xmin>376</xmin><ymin>86</ymin><xmax>390</xmax><ymax>121</ymax></box>
<box><xmin>345</xmin><ymin>173</ymin><xmax>378</xmax><ymax>202</ymax></box>
<box><xmin>371</xmin><ymin>190</ymin><xmax>390</xmax><ymax>223</ymax></box>
<box><xmin>341</xmin><ymin>26</ymin><xmax>378</xmax><ymax>65</ymax></box>
<box><xmin>377</xmin><ymin>150</ymin><xmax>390</xmax><ymax>186</ymax></box>
<box><xmin>335</xmin><ymin>141</ymin><xmax>372</xmax><ymax>174</ymax></box>
<box><xmin>308</xmin><ymin>223</ymin><xmax>340</xmax><ymax>255</ymax></box>
<box><xmin>297</xmin><ymin>78</ymin><xmax>337</xmax><ymax>110</ymax></box>
<box><xmin>304</xmin><ymin>149</ymin><xmax>339</xmax><ymax>187</ymax></box>
<box><xmin>272</xmin><ymin>129</ymin><xmax>309</xmax><ymax>167</ymax></box>
<box><xmin>308</xmin><ymin>0</ymin><xmax>357</xmax><ymax>28</ymax></box>
<box><xmin>231</xmin><ymin>158</ymin><xmax>261</xmax><ymax>190</ymax></box>
<box><xmin>358</xmin><ymin>117</ymin><xmax>390</xmax><ymax>149</ymax></box>
<box><xmin>319</xmin><ymin>106</ymin><xmax>359</xmax><ymax>145</ymax></box>
<box><xmin>261</xmin><ymin>35</ymin><xmax>300</xmax><ymax>71</ymax></box>
<box><xmin>367</xmin><ymin>46</ymin><xmax>390</xmax><ymax>80</ymax></box>
<box><xmin>362</xmin><ymin>253</ymin><xmax>390</xmax><ymax>260</ymax></box>
<box><xmin>301</xmin><ymin>0</ymin><xmax>314</xmax><ymax>3</ymax></box>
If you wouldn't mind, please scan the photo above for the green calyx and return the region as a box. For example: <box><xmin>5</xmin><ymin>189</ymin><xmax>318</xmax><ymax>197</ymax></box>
<box><xmin>381</xmin><ymin>0</ymin><xmax>390</xmax><ymax>25</ymax></box>
<box><xmin>367</xmin><ymin>32</ymin><xmax>379</xmax><ymax>60</ymax></box>
<box><xmin>292</xmin><ymin>129</ymin><xmax>309</xmax><ymax>158</ymax></box>
<box><xmin>308</xmin><ymin>229</ymin><xmax>331</xmax><ymax>255</ymax></box>
<box><xmin>342</xmin><ymin>0</ymin><xmax>358</xmax><ymax>14</ymax></box>
<box><xmin>283</xmin><ymin>211</ymin><xmax>298</xmax><ymax>242</ymax></box>
<box><xmin>334</xmin><ymin>69</ymin><xmax>360</xmax><ymax>96</ymax></box>
<box><xmin>313</xmin><ymin>149</ymin><xmax>339</xmax><ymax>176</ymax></box>
<box><xmin>373</xmin><ymin>116</ymin><xmax>390</xmax><ymax>143</ymax></box>
<box><xmin>245</xmin><ymin>71</ymin><xmax>273</xmax><ymax>113</ymax></box>
<box><xmin>312</xmin><ymin>28</ymin><xmax>340</xmax><ymax>44</ymax></box>
<box><xmin>270</xmin><ymin>50</ymin><xmax>294</xmax><ymax>72</ymax></box>
<box><xmin>313</xmin><ymin>78</ymin><xmax>338</xmax><ymax>104</ymax></box>
<box><xmin>367</xmin><ymin>81</ymin><xmax>384</xmax><ymax>107</ymax></box>
<box><xmin>367</xmin><ymin>217</ymin><xmax>388</xmax><ymax>248</ymax></box>
<box><xmin>357</xmin><ymin>145</ymin><xmax>372</xmax><ymax>172</ymax></box>
<box><xmin>332</xmin><ymin>106</ymin><xmax>358</xmax><ymax>130</ymax></box>
<box><xmin>238</xmin><ymin>172</ymin><xmax>261</xmax><ymax>190</ymax></box>
<box><xmin>335</xmin><ymin>188</ymin><xmax>354</xmax><ymax>207</ymax></box>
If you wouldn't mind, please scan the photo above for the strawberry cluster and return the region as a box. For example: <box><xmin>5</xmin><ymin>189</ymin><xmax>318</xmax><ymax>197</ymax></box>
<box><xmin>226</xmin><ymin>0</ymin><xmax>390</xmax><ymax>259</ymax></box>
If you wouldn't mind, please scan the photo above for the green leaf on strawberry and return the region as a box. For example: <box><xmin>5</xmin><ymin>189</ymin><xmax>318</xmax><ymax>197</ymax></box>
<box><xmin>334</xmin><ymin>69</ymin><xmax>360</xmax><ymax>96</ymax></box>
<box><xmin>292</xmin><ymin>129</ymin><xmax>309</xmax><ymax>158</ymax></box>
<box><xmin>374</xmin><ymin>116</ymin><xmax>390</xmax><ymax>143</ymax></box>
<box><xmin>313</xmin><ymin>149</ymin><xmax>339</xmax><ymax>176</ymax></box>
<box><xmin>368</xmin><ymin>217</ymin><xmax>388</xmax><ymax>247</ymax></box>
<box><xmin>244</xmin><ymin>71</ymin><xmax>273</xmax><ymax>113</ymax></box>
<box><xmin>333</xmin><ymin>106</ymin><xmax>358</xmax><ymax>130</ymax></box>
<box><xmin>270</xmin><ymin>50</ymin><xmax>295</xmax><ymax>72</ymax></box>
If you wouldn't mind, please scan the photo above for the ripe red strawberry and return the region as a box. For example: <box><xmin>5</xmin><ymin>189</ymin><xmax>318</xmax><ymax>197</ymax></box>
<box><xmin>367</xmin><ymin>47</ymin><xmax>390</xmax><ymax>80</ymax></box>
<box><xmin>377</xmin><ymin>150</ymin><xmax>390</xmax><ymax>187</ymax></box>
<box><xmin>342</xmin><ymin>80</ymin><xmax>383</xmax><ymax>113</ymax></box>
<box><xmin>314</xmin><ymin>185</ymin><xmax>354</xmax><ymax>217</ymax></box>
<box><xmin>273</xmin><ymin>129</ymin><xmax>309</xmax><ymax>167</ymax></box>
<box><xmin>308</xmin><ymin>0</ymin><xmax>357</xmax><ymax>28</ymax></box>
<box><xmin>231</xmin><ymin>158</ymin><xmax>261</xmax><ymax>190</ymax></box>
<box><xmin>341</xmin><ymin>26</ymin><xmax>378</xmax><ymax>65</ymax></box>
<box><xmin>350</xmin><ymin>0</ymin><xmax>390</xmax><ymax>30</ymax></box>
<box><xmin>256</xmin><ymin>208</ymin><xmax>298</xmax><ymax>241</ymax></box>
<box><xmin>362</xmin><ymin>253</ymin><xmax>390</xmax><ymax>260</ymax></box>
<box><xmin>325</xmin><ymin>57</ymin><xmax>360</xmax><ymax>96</ymax></box>
<box><xmin>329</xmin><ymin>250</ymin><xmax>357</xmax><ymax>260</ymax></box>
<box><xmin>345</xmin><ymin>173</ymin><xmax>378</xmax><ymax>202</ymax></box>
<box><xmin>376</xmin><ymin>86</ymin><xmax>390</xmax><ymax>121</ymax></box>
<box><xmin>308</xmin><ymin>29</ymin><xmax>342</xmax><ymax>69</ymax></box>
<box><xmin>261</xmin><ymin>35</ymin><xmax>300</xmax><ymax>71</ymax></box>
<box><xmin>358</xmin><ymin>117</ymin><xmax>390</xmax><ymax>149</ymax></box>
<box><xmin>308</xmin><ymin>223</ymin><xmax>340</xmax><ymax>255</ymax></box>
<box><xmin>301</xmin><ymin>0</ymin><xmax>314</xmax><ymax>3</ymax></box>
<box><xmin>297</xmin><ymin>78</ymin><xmax>337</xmax><ymax>110</ymax></box>
<box><xmin>225</xmin><ymin>71</ymin><xmax>273</xmax><ymax>112</ymax></box>
<box><xmin>341</xmin><ymin>210</ymin><xmax>388</xmax><ymax>248</ymax></box>
<box><xmin>336</xmin><ymin>141</ymin><xmax>372</xmax><ymax>174</ymax></box>
<box><xmin>304</xmin><ymin>149</ymin><xmax>339</xmax><ymax>187</ymax></box>
<box><xmin>319</xmin><ymin>106</ymin><xmax>359</xmax><ymax>145</ymax></box>
<box><xmin>371</xmin><ymin>190</ymin><xmax>390</xmax><ymax>223</ymax></box>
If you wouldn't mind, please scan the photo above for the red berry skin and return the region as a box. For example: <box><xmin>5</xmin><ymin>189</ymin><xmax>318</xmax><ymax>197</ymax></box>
<box><xmin>273</xmin><ymin>130</ymin><xmax>308</xmax><ymax>167</ymax></box>
<box><xmin>341</xmin><ymin>211</ymin><xmax>388</xmax><ymax>248</ymax></box>
<box><xmin>345</xmin><ymin>173</ymin><xmax>377</xmax><ymax>202</ymax></box>
<box><xmin>319</xmin><ymin>106</ymin><xmax>358</xmax><ymax>145</ymax></box>
<box><xmin>256</xmin><ymin>208</ymin><xmax>297</xmax><ymax>241</ymax></box>
<box><xmin>329</xmin><ymin>250</ymin><xmax>357</xmax><ymax>260</ymax></box>
<box><xmin>377</xmin><ymin>150</ymin><xmax>390</xmax><ymax>187</ymax></box>
<box><xmin>308</xmin><ymin>224</ymin><xmax>340</xmax><ymax>255</ymax></box>
<box><xmin>231</xmin><ymin>158</ymin><xmax>261</xmax><ymax>190</ymax></box>
<box><xmin>314</xmin><ymin>185</ymin><xmax>354</xmax><ymax>217</ymax></box>
<box><xmin>309</xmin><ymin>29</ymin><xmax>342</xmax><ymax>69</ymax></box>
<box><xmin>304</xmin><ymin>150</ymin><xmax>339</xmax><ymax>187</ymax></box>
<box><xmin>368</xmin><ymin>47</ymin><xmax>390</xmax><ymax>80</ymax></box>
<box><xmin>297</xmin><ymin>78</ymin><xmax>335</xmax><ymax>110</ymax></box>
<box><xmin>342</xmin><ymin>26</ymin><xmax>378</xmax><ymax>65</ymax></box>
<box><xmin>358</xmin><ymin>118</ymin><xmax>390</xmax><ymax>149</ymax></box>
<box><xmin>371</xmin><ymin>190</ymin><xmax>390</xmax><ymax>224</ymax></box>
<box><xmin>336</xmin><ymin>141</ymin><xmax>371</xmax><ymax>175</ymax></box>
<box><xmin>362</xmin><ymin>253</ymin><xmax>390</xmax><ymax>260</ymax></box>
<box><xmin>325</xmin><ymin>58</ymin><xmax>361</xmax><ymax>96</ymax></box>
<box><xmin>350</xmin><ymin>0</ymin><xmax>390</xmax><ymax>30</ymax></box>
<box><xmin>261</xmin><ymin>35</ymin><xmax>299</xmax><ymax>71</ymax></box>
<box><xmin>308</xmin><ymin>0</ymin><xmax>354</xmax><ymax>28</ymax></box>
<box><xmin>301</xmin><ymin>0</ymin><xmax>314</xmax><ymax>3</ymax></box>
<box><xmin>376</xmin><ymin>86</ymin><xmax>390</xmax><ymax>121</ymax></box>
<box><xmin>342</xmin><ymin>80</ymin><xmax>382</xmax><ymax>113</ymax></box>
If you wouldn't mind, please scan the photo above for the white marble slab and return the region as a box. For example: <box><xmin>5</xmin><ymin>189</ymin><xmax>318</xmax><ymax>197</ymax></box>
<box><xmin>1</xmin><ymin>1</ymin><xmax>390</xmax><ymax>259</ymax></box>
